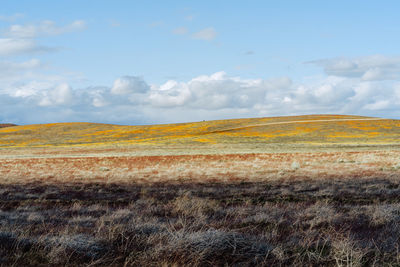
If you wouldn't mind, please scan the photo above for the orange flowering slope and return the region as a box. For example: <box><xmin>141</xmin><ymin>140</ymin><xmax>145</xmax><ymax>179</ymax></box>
<box><xmin>0</xmin><ymin>115</ymin><xmax>399</xmax><ymax>148</ymax></box>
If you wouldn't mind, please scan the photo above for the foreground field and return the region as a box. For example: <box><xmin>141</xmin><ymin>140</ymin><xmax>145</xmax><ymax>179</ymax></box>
<box><xmin>0</xmin><ymin>150</ymin><xmax>399</xmax><ymax>266</ymax></box>
<box><xmin>1</xmin><ymin>115</ymin><xmax>400</xmax><ymax>265</ymax></box>
<box><xmin>1</xmin><ymin>178</ymin><xmax>400</xmax><ymax>266</ymax></box>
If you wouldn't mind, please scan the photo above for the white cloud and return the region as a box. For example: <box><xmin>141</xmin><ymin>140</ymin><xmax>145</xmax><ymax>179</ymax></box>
<box><xmin>6</xmin><ymin>20</ymin><xmax>86</xmax><ymax>38</ymax></box>
<box><xmin>38</xmin><ymin>83</ymin><xmax>73</xmax><ymax>107</ymax></box>
<box><xmin>172</xmin><ymin>27</ymin><xmax>188</xmax><ymax>35</ymax></box>
<box><xmin>395</xmin><ymin>86</ymin><xmax>400</xmax><ymax>105</ymax></box>
<box><xmin>0</xmin><ymin>38</ymin><xmax>52</xmax><ymax>56</ymax></box>
<box><xmin>150</xmin><ymin>81</ymin><xmax>191</xmax><ymax>107</ymax></box>
<box><xmin>309</xmin><ymin>55</ymin><xmax>400</xmax><ymax>81</ymax></box>
<box><xmin>52</xmin><ymin>83</ymin><xmax>74</xmax><ymax>105</ymax></box>
<box><xmin>92</xmin><ymin>96</ymin><xmax>108</xmax><ymax>107</ymax></box>
<box><xmin>192</xmin><ymin>27</ymin><xmax>217</xmax><ymax>41</ymax></box>
<box><xmin>12</xmin><ymin>81</ymin><xmax>53</xmax><ymax>97</ymax></box>
<box><xmin>363</xmin><ymin>100</ymin><xmax>390</xmax><ymax>111</ymax></box>
<box><xmin>111</xmin><ymin>76</ymin><xmax>149</xmax><ymax>95</ymax></box>
<box><xmin>1</xmin><ymin>54</ymin><xmax>400</xmax><ymax>124</ymax></box>
<box><xmin>0</xmin><ymin>20</ymin><xmax>85</xmax><ymax>58</ymax></box>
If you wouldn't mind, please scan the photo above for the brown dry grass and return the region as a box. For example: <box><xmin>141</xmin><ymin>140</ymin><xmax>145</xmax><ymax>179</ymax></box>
<box><xmin>0</xmin><ymin>177</ymin><xmax>400</xmax><ymax>266</ymax></box>
<box><xmin>0</xmin><ymin>150</ymin><xmax>399</xmax><ymax>184</ymax></box>
<box><xmin>0</xmin><ymin>148</ymin><xmax>399</xmax><ymax>265</ymax></box>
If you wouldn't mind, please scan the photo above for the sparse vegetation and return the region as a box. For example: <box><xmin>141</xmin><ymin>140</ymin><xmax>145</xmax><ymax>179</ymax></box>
<box><xmin>0</xmin><ymin>178</ymin><xmax>400</xmax><ymax>266</ymax></box>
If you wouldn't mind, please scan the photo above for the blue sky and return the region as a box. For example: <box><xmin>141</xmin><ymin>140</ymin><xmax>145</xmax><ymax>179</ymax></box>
<box><xmin>1</xmin><ymin>1</ymin><xmax>400</xmax><ymax>124</ymax></box>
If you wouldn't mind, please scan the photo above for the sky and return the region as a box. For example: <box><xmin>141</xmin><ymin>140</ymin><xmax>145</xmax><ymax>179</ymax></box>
<box><xmin>1</xmin><ymin>0</ymin><xmax>400</xmax><ymax>125</ymax></box>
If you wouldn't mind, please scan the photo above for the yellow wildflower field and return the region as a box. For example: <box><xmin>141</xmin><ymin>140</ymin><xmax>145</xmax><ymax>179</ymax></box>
<box><xmin>0</xmin><ymin>114</ymin><xmax>399</xmax><ymax>149</ymax></box>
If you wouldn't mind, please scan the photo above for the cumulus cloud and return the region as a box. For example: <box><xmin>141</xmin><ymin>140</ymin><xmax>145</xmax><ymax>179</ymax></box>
<box><xmin>2</xmin><ymin>51</ymin><xmax>400</xmax><ymax>124</ymax></box>
<box><xmin>192</xmin><ymin>27</ymin><xmax>217</xmax><ymax>41</ymax></box>
<box><xmin>150</xmin><ymin>80</ymin><xmax>192</xmax><ymax>107</ymax></box>
<box><xmin>111</xmin><ymin>76</ymin><xmax>149</xmax><ymax>95</ymax></box>
<box><xmin>363</xmin><ymin>100</ymin><xmax>390</xmax><ymax>111</ymax></box>
<box><xmin>12</xmin><ymin>81</ymin><xmax>53</xmax><ymax>98</ymax></box>
<box><xmin>309</xmin><ymin>55</ymin><xmax>400</xmax><ymax>81</ymax></box>
<box><xmin>38</xmin><ymin>83</ymin><xmax>73</xmax><ymax>106</ymax></box>
<box><xmin>2</xmin><ymin>69</ymin><xmax>400</xmax><ymax>125</ymax></box>
<box><xmin>395</xmin><ymin>85</ymin><xmax>400</xmax><ymax>104</ymax></box>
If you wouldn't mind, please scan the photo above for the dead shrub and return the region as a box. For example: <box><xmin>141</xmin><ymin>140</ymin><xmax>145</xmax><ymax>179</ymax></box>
<box><xmin>331</xmin><ymin>234</ymin><xmax>366</xmax><ymax>267</ymax></box>
<box><xmin>151</xmin><ymin>229</ymin><xmax>273</xmax><ymax>266</ymax></box>
<box><xmin>172</xmin><ymin>192</ymin><xmax>219</xmax><ymax>220</ymax></box>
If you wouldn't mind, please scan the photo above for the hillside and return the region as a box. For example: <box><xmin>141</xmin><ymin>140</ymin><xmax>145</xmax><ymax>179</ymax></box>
<box><xmin>0</xmin><ymin>114</ymin><xmax>399</xmax><ymax>148</ymax></box>
<box><xmin>0</xmin><ymin>124</ymin><xmax>16</xmax><ymax>129</ymax></box>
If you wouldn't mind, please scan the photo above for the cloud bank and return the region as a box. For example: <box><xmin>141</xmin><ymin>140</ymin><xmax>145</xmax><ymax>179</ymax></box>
<box><xmin>1</xmin><ymin>54</ymin><xmax>400</xmax><ymax>125</ymax></box>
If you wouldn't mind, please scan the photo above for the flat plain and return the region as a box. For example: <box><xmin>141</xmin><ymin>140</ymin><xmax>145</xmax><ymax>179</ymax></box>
<box><xmin>1</xmin><ymin>114</ymin><xmax>400</xmax><ymax>266</ymax></box>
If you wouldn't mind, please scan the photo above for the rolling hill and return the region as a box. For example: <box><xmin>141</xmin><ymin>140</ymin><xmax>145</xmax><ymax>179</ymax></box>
<box><xmin>0</xmin><ymin>115</ymin><xmax>400</xmax><ymax>148</ymax></box>
<box><xmin>0</xmin><ymin>114</ymin><xmax>399</xmax><ymax>148</ymax></box>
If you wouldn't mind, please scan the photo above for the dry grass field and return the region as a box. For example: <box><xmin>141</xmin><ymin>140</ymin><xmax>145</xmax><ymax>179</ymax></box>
<box><xmin>1</xmin><ymin>115</ymin><xmax>400</xmax><ymax>266</ymax></box>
